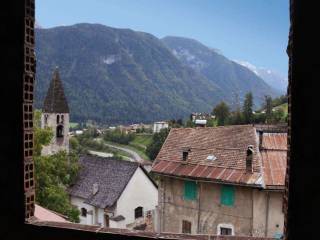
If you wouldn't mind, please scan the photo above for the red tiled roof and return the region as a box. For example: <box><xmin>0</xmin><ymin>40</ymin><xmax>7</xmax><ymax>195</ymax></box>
<box><xmin>151</xmin><ymin>125</ymin><xmax>287</xmax><ymax>189</ymax></box>
<box><xmin>261</xmin><ymin>133</ymin><xmax>287</xmax><ymax>189</ymax></box>
<box><xmin>151</xmin><ymin>125</ymin><xmax>263</xmax><ymax>187</ymax></box>
<box><xmin>34</xmin><ymin>204</ymin><xmax>69</xmax><ymax>223</ymax></box>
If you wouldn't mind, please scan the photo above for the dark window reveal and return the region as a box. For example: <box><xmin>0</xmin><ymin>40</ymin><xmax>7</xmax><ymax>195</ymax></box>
<box><xmin>81</xmin><ymin>208</ymin><xmax>87</xmax><ymax>217</ymax></box>
<box><xmin>182</xmin><ymin>220</ymin><xmax>191</xmax><ymax>234</ymax></box>
<box><xmin>135</xmin><ymin>206</ymin><xmax>143</xmax><ymax>219</ymax></box>
<box><xmin>220</xmin><ymin>227</ymin><xmax>232</xmax><ymax>235</ymax></box>
<box><xmin>56</xmin><ymin>125</ymin><xmax>64</xmax><ymax>138</ymax></box>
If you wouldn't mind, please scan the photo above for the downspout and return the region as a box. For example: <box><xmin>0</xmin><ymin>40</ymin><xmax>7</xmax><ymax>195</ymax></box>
<box><xmin>197</xmin><ymin>181</ymin><xmax>201</xmax><ymax>234</ymax></box>
<box><xmin>265</xmin><ymin>192</ymin><xmax>270</xmax><ymax>237</ymax></box>
<box><xmin>161</xmin><ymin>178</ymin><xmax>166</xmax><ymax>233</ymax></box>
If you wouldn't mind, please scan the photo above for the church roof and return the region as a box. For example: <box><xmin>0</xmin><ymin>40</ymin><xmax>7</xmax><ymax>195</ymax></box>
<box><xmin>43</xmin><ymin>67</ymin><xmax>69</xmax><ymax>113</ymax></box>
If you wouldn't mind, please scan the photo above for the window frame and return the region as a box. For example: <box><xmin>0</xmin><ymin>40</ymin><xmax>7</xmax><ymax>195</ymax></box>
<box><xmin>3</xmin><ymin>0</ymin><xmax>309</xmax><ymax>239</ymax></box>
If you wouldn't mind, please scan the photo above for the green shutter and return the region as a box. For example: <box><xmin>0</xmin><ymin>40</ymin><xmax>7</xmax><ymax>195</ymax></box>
<box><xmin>220</xmin><ymin>185</ymin><xmax>235</xmax><ymax>206</ymax></box>
<box><xmin>184</xmin><ymin>181</ymin><xmax>197</xmax><ymax>200</ymax></box>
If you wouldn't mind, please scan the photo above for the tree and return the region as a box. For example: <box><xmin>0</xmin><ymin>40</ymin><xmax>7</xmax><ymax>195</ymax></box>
<box><xmin>212</xmin><ymin>101</ymin><xmax>230</xmax><ymax>126</ymax></box>
<box><xmin>265</xmin><ymin>95</ymin><xmax>273</xmax><ymax>124</ymax></box>
<box><xmin>146</xmin><ymin>128</ymin><xmax>170</xmax><ymax>160</ymax></box>
<box><xmin>243</xmin><ymin>92</ymin><xmax>254</xmax><ymax>124</ymax></box>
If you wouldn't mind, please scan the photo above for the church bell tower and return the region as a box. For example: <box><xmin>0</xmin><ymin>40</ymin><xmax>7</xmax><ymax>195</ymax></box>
<box><xmin>41</xmin><ymin>67</ymin><xmax>70</xmax><ymax>155</ymax></box>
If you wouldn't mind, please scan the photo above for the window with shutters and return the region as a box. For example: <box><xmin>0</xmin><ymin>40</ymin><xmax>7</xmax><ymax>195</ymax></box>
<box><xmin>183</xmin><ymin>181</ymin><xmax>197</xmax><ymax>200</ymax></box>
<box><xmin>182</xmin><ymin>220</ymin><xmax>191</xmax><ymax>234</ymax></box>
<box><xmin>220</xmin><ymin>185</ymin><xmax>235</xmax><ymax>206</ymax></box>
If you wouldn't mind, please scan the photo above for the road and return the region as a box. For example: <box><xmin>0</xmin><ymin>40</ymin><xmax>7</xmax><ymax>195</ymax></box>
<box><xmin>94</xmin><ymin>138</ymin><xmax>143</xmax><ymax>163</ymax></box>
<box><xmin>103</xmin><ymin>142</ymin><xmax>143</xmax><ymax>163</ymax></box>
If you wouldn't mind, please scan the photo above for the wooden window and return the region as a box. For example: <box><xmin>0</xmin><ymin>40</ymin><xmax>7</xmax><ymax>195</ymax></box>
<box><xmin>182</xmin><ymin>220</ymin><xmax>191</xmax><ymax>234</ymax></box>
<box><xmin>81</xmin><ymin>208</ymin><xmax>87</xmax><ymax>217</ymax></box>
<box><xmin>220</xmin><ymin>185</ymin><xmax>235</xmax><ymax>206</ymax></box>
<box><xmin>220</xmin><ymin>227</ymin><xmax>232</xmax><ymax>235</ymax></box>
<box><xmin>184</xmin><ymin>181</ymin><xmax>197</xmax><ymax>200</ymax></box>
<box><xmin>134</xmin><ymin>206</ymin><xmax>143</xmax><ymax>219</ymax></box>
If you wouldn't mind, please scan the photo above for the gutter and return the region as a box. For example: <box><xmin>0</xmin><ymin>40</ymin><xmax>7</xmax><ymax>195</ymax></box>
<box><xmin>153</xmin><ymin>172</ymin><xmax>264</xmax><ymax>189</ymax></box>
<box><xmin>197</xmin><ymin>182</ymin><xmax>201</xmax><ymax>234</ymax></box>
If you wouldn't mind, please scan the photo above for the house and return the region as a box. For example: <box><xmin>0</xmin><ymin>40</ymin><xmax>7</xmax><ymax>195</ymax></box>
<box><xmin>151</xmin><ymin>125</ymin><xmax>287</xmax><ymax>238</ymax></box>
<box><xmin>153</xmin><ymin>121</ymin><xmax>169</xmax><ymax>133</ymax></box>
<box><xmin>68</xmin><ymin>155</ymin><xmax>158</xmax><ymax>230</ymax></box>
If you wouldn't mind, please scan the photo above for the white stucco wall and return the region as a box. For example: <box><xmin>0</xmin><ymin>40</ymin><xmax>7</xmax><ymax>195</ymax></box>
<box><xmin>70</xmin><ymin>167</ymin><xmax>158</xmax><ymax>229</ymax></box>
<box><xmin>115</xmin><ymin>167</ymin><xmax>158</xmax><ymax>228</ymax></box>
<box><xmin>70</xmin><ymin>196</ymin><xmax>97</xmax><ymax>225</ymax></box>
<box><xmin>153</xmin><ymin>122</ymin><xmax>168</xmax><ymax>133</ymax></box>
<box><xmin>41</xmin><ymin>113</ymin><xmax>69</xmax><ymax>155</ymax></box>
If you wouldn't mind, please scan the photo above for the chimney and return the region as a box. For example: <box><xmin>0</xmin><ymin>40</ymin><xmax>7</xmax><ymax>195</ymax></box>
<box><xmin>93</xmin><ymin>183</ymin><xmax>99</xmax><ymax>195</ymax></box>
<box><xmin>246</xmin><ymin>145</ymin><xmax>254</xmax><ymax>173</ymax></box>
<box><xmin>258</xmin><ymin>130</ymin><xmax>263</xmax><ymax>150</ymax></box>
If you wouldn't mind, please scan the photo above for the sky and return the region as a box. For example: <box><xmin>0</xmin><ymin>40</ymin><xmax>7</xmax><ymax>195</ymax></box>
<box><xmin>36</xmin><ymin>0</ymin><xmax>289</xmax><ymax>77</ymax></box>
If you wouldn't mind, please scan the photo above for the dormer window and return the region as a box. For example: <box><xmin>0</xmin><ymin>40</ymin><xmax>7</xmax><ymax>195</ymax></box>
<box><xmin>183</xmin><ymin>151</ymin><xmax>189</xmax><ymax>161</ymax></box>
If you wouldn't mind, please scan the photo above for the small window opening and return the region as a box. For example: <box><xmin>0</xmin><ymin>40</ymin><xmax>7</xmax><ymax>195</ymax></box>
<box><xmin>56</xmin><ymin>115</ymin><xmax>60</xmax><ymax>124</ymax></box>
<box><xmin>135</xmin><ymin>206</ymin><xmax>143</xmax><ymax>219</ymax></box>
<box><xmin>182</xmin><ymin>220</ymin><xmax>191</xmax><ymax>234</ymax></box>
<box><xmin>220</xmin><ymin>227</ymin><xmax>232</xmax><ymax>235</ymax></box>
<box><xmin>61</xmin><ymin>114</ymin><xmax>64</xmax><ymax>123</ymax></box>
<box><xmin>56</xmin><ymin>125</ymin><xmax>64</xmax><ymax>138</ymax></box>
<box><xmin>44</xmin><ymin>114</ymin><xmax>48</xmax><ymax>125</ymax></box>
<box><xmin>81</xmin><ymin>208</ymin><xmax>87</xmax><ymax>217</ymax></box>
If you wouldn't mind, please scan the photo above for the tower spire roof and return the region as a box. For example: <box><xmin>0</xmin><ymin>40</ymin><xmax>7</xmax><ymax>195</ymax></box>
<box><xmin>43</xmin><ymin>67</ymin><xmax>69</xmax><ymax>113</ymax></box>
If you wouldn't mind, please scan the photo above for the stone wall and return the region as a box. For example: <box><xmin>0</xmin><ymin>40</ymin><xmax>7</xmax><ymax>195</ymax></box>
<box><xmin>159</xmin><ymin>176</ymin><xmax>284</xmax><ymax>237</ymax></box>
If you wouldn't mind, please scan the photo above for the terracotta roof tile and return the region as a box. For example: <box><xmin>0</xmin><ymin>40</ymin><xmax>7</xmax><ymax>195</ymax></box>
<box><xmin>152</xmin><ymin>125</ymin><xmax>287</xmax><ymax>189</ymax></box>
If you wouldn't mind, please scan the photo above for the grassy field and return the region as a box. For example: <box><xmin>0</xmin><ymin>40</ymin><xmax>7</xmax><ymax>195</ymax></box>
<box><xmin>70</xmin><ymin>122</ymin><xmax>79</xmax><ymax>128</ymax></box>
<box><xmin>274</xmin><ymin>103</ymin><xmax>288</xmax><ymax>113</ymax></box>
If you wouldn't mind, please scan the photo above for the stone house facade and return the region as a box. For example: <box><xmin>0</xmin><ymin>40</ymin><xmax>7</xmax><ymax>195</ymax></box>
<box><xmin>151</xmin><ymin>125</ymin><xmax>286</xmax><ymax>238</ymax></box>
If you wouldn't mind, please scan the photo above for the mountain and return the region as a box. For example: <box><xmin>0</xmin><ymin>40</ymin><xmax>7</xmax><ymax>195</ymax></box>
<box><xmin>235</xmin><ymin>61</ymin><xmax>288</xmax><ymax>93</ymax></box>
<box><xmin>35</xmin><ymin>23</ymin><xmax>279</xmax><ymax>124</ymax></box>
<box><xmin>161</xmin><ymin>36</ymin><xmax>280</xmax><ymax>108</ymax></box>
<box><xmin>35</xmin><ymin>23</ymin><xmax>224</xmax><ymax>124</ymax></box>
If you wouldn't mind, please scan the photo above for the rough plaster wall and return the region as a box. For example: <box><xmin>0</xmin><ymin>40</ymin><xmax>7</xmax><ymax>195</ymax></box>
<box><xmin>267</xmin><ymin>192</ymin><xmax>284</xmax><ymax>237</ymax></box>
<box><xmin>41</xmin><ymin>113</ymin><xmax>69</xmax><ymax>155</ymax></box>
<box><xmin>159</xmin><ymin>177</ymin><xmax>253</xmax><ymax>235</ymax></box>
<box><xmin>252</xmin><ymin>189</ymin><xmax>268</xmax><ymax>237</ymax></box>
<box><xmin>116</xmin><ymin>167</ymin><xmax>158</xmax><ymax>227</ymax></box>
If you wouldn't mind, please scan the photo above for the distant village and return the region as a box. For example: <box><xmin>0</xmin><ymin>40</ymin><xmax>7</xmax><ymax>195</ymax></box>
<box><xmin>33</xmin><ymin>69</ymin><xmax>286</xmax><ymax>239</ymax></box>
